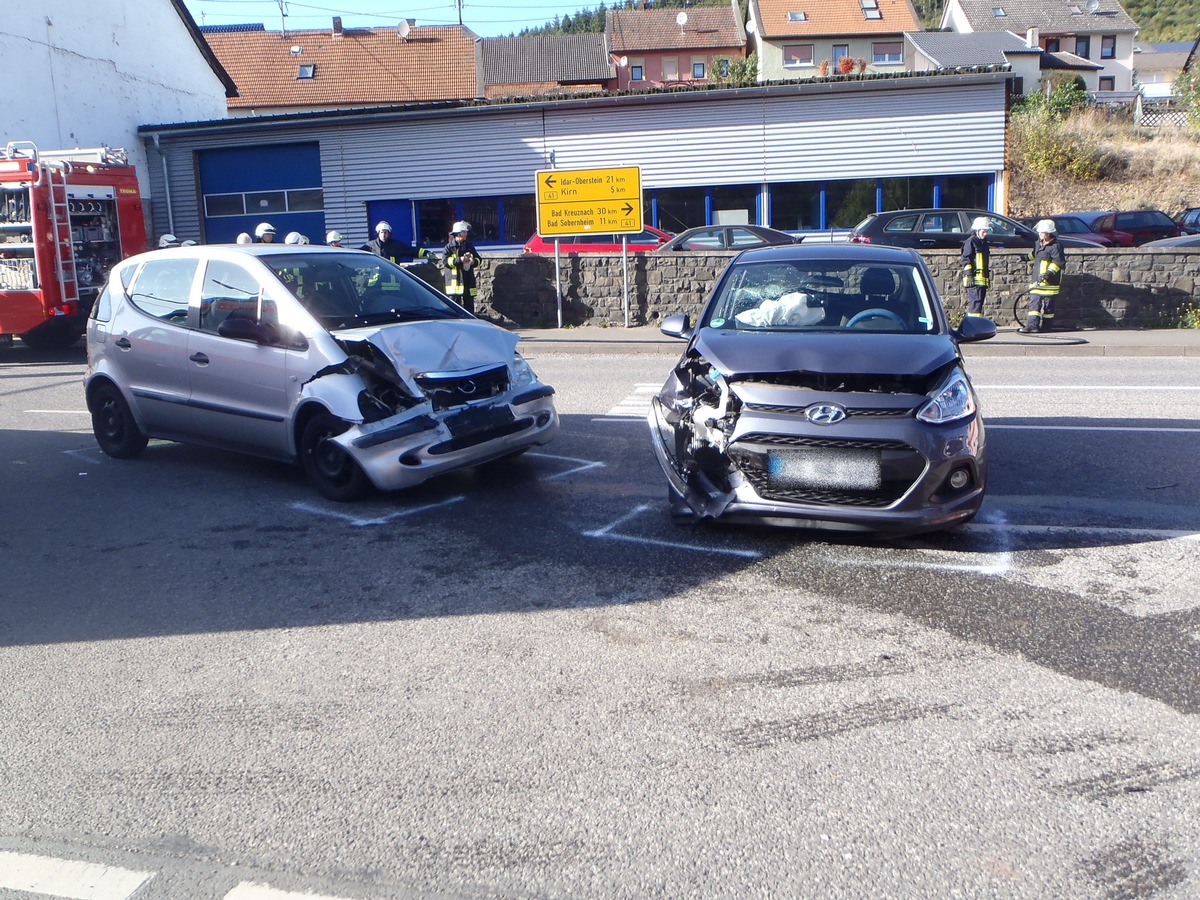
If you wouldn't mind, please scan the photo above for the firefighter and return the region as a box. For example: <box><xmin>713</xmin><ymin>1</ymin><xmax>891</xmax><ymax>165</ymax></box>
<box><xmin>1021</xmin><ymin>219</ymin><xmax>1066</xmax><ymax>333</ymax></box>
<box><xmin>254</xmin><ymin>222</ymin><xmax>276</xmax><ymax>243</ymax></box>
<box><xmin>326</xmin><ymin>230</ymin><xmax>343</xmax><ymax>247</ymax></box>
<box><xmin>236</xmin><ymin>233</ymin><xmax>252</xmax><ymax>244</ymax></box>
<box><xmin>284</xmin><ymin>231</ymin><xmax>310</xmax><ymax>245</ymax></box>
<box><xmin>443</xmin><ymin>221</ymin><xmax>480</xmax><ymax>312</ymax></box>
<box><xmin>360</xmin><ymin>221</ymin><xmax>417</xmax><ymax>263</ymax></box>
<box><xmin>158</xmin><ymin>234</ymin><xmax>180</xmax><ymax>249</ymax></box>
<box><xmin>959</xmin><ymin>216</ymin><xmax>991</xmax><ymax>317</ymax></box>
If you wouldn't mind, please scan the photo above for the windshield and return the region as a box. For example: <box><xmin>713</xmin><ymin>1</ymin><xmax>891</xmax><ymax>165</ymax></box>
<box><xmin>267</xmin><ymin>253</ymin><xmax>469</xmax><ymax>328</ymax></box>
<box><xmin>703</xmin><ymin>260</ymin><xmax>940</xmax><ymax>334</ymax></box>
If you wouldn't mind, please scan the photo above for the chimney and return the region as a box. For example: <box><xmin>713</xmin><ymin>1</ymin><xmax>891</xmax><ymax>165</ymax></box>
<box><xmin>333</xmin><ymin>16</ymin><xmax>343</xmax><ymax>36</ymax></box>
<box><xmin>1026</xmin><ymin>27</ymin><xmax>1038</xmax><ymax>48</ymax></box>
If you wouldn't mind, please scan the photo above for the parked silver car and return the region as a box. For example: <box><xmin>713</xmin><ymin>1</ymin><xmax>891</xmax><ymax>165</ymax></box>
<box><xmin>85</xmin><ymin>245</ymin><xmax>558</xmax><ymax>500</ymax></box>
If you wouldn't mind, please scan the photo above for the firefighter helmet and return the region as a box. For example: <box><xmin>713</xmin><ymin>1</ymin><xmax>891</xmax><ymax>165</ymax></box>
<box><xmin>255</xmin><ymin>222</ymin><xmax>276</xmax><ymax>238</ymax></box>
<box><xmin>375</xmin><ymin>221</ymin><xmax>392</xmax><ymax>234</ymax></box>
<box><xmin>326</xmin><ymin>230</ymin><xmax>343</xmax><ymax>244</ymax></box>
<box><xmin>236</xmin><ymin>233</ymin><xmax>252</xmax><ymax>244</ymax></box>
<box><xmin>451</xmin><ymin>221</ymin><xmax>470</xmax><ymax>234</ymax></box>
<box><xmin>158</xmin><ymin>233</ymin><xmax>179</xmax><ymax>248</ymax></box>
<box><xmin>1035</xmin><ymin>219</ymin><xmax>1057</xmax><ymax>235</ymax></box>
<box><xmin>970</xmin><ymin>217</ymin><xmax>991</xmax><ymax>232</ymax></box>
<box><xmin>284</xmin><ymin>231</ymin><xmax>309</xmax><ymax>245</ymax></box>
<box><xmin>181</xmin><ymin>239</ymin><xmax>197</xmax><ymax>247</ymax></box>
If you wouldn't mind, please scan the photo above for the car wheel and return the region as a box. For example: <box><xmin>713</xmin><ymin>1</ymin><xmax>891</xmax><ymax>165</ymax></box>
<box><xmin>300</xmin><ymin>412</ymin><xmax>373</xmax><ymax>502</ymax></box>
<box><xmin>90</xmin><ymin>382</ymin><xmax>149</xmax><ymax>458</ymax></box>
<box><xmin>20</xmin><ymin>318</ymin><xmax>83</xmax><ymax>351</ymax></box>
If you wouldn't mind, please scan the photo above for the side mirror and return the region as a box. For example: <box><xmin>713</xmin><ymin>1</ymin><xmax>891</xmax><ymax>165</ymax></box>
<box><xmin>953</xmin><ymin>315</ymin><xmax>997</xmax><ymax>343</ymax></box>
<box><xmin>660</xmin><ymin>313</ymin><xmax>691</xmax><ymax>339</ymax></box>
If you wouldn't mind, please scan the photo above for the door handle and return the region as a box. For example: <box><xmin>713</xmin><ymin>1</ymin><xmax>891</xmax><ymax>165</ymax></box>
<box><xmin>189</xmin><ymin>352</ymin><xmax>209</xmax><ymax>365</ymax></box>
<box><xmin>114</xmin><ymin>337</ymin><xmax>131</xmax><ymax>349</ymax></box>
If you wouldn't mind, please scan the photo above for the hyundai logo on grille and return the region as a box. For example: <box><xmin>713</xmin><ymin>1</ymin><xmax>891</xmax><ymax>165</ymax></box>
<box><xmin>804</xmin><ymin>403</ymin><xmax>847</xmax><ymax>425</ymax></box>
<box><xmin>459</xmin><ymin>380</ymin><xmax>477</xmax><ymax>395</ymax></box>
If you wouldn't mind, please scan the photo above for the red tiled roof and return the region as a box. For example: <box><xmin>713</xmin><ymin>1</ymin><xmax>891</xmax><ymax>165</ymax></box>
<box><xmin>752</xmin><ymin>0</ymin><xmax>922</xmax><ymax>38</ymax></box>
<box><xmin>608</xmin><ymin>6</ymin><xmax>746</xmax><ymax>53</ymax></box>
<box><xmin>204</xmin><ymin>25</ymin><xmax>480</xmax><ymax>109</ymax></box>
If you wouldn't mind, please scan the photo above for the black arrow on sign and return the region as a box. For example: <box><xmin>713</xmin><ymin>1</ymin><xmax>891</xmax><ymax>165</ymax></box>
<box><xmin>544</xmin><ymin>174</ymin><xmax>557</xmax><ymax>189</ymax></box>
<box><xmin>622</xmin><ymin>202</ymin><xmax>633</xmax><ymax>214</ymax></box>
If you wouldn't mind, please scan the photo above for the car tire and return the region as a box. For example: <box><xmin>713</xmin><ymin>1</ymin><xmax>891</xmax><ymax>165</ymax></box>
<box><xmin>90</xmin><ymin>382</ymin><xmax>149</xmax><ymax>459</ymax></box>
<box><xmin>20</xmin><ymin>318</ymin><xmax>83</xmax><ymax>351</ymax></box>
<box><xmin>300</xmin><ymin>411</ymin><xmax>373</xmax><ymax>502</ymax></box>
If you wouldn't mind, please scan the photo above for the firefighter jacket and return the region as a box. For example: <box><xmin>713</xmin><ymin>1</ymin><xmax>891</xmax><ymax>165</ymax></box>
<box><xmin>1029</xmin><ymin>237</ymin><xmax>1066</xmax><ymax>296</ymax></box>
<box><xmin>360</xmin><ymin>237</ymin><xmax>420</xmax><ymax>264</ymax></box>
<box><xmin>959</xmin><ymin>234</ymin><xmax>990</xmax><ymax>288</ymax></box>
<box><xmin>443</xmin><ymin>239</ymin><xmax>480</xmax><ymax>297</ymax></box>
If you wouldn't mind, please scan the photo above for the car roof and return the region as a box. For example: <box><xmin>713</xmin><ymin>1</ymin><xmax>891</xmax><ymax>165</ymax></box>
<box><xmin>731</xmin><ymin>243</ymin><xmax>922</xmax><ymax>264</ymax></box>
<box><xmin>121</xmin><ymin>244</ymin><xmax>373</xmax><ymax>267</ymax></box>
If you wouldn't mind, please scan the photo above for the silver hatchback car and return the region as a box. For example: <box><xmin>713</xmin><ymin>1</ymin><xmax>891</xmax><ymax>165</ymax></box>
<box><xmin>85</xmin><ymin>245</ymin><xmax>559</xmax><ymax>500</ymax></box>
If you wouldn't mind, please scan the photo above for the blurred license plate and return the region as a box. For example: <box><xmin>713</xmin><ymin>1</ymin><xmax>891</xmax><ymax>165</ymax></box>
<box><xmin>445</xmin><ymin>404</ymin><xmax>513</xmax><ymax>437</ymax></box>
<box><xmin>767</xmin><ymin>449</ymin><xmax>881</xmax><ymax>490</ymax></box>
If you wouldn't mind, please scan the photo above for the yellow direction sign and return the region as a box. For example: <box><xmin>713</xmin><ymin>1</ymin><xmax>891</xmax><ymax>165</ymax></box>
<box><xmin>535</xmin><ymin>166</ymin><xmax>643</xmax><ymax>237</ymax></box>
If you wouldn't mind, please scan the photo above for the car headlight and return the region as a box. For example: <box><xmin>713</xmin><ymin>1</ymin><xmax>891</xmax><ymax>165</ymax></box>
<box><xmin>512</xmin><ymin>352</ymin><xmax>536</xmax><ymax>389</ymax></box>
<box><xmin>916</xmin><ymin>368</ymin><xmax>977</xmax><ymax>424</ymax></box>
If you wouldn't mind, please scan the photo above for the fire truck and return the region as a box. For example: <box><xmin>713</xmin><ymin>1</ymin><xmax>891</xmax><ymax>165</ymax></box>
<box><xmin>0</xmin><ymin>141</ymin><xmax>147</xmax><ymax>350</ymax></box>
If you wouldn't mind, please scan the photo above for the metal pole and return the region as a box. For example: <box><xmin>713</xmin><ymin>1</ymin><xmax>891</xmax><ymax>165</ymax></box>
<box><xmin>555</xmin><ymin>239</ymin><xmax>563</xmax><ymax>328</ymax></box>
<box><xmin>622</xmin><ymin>235</ymin><xmax>629</xmax><ymax>327</ymax></box>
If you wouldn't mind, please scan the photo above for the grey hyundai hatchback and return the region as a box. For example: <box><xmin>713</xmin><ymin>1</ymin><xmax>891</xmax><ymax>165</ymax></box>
<box><xmin>85</xmin><ymin>244</ymin><xmax>558</xmax><ymax>500</ymax></box>
<box><xmin>648</xmin><ymin>244</ymin><xmax>995</xmax><ymax>534</ymax></box>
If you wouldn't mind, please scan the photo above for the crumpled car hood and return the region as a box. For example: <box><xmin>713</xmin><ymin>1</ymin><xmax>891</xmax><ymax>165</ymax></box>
<box><xmin>332</xmin><ymin>319</ymin><xmax>518</xmax><ymax>378</ymax></box>
<box><xmin>692</xmin><ymin>329</ymin><xmax>959</xmax><ymax>378</ymax></box>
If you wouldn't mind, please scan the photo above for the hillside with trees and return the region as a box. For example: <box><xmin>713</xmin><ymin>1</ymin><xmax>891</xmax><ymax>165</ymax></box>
<box><xmin>520</xmin><ymin>0</ymin><xmax>1197</xmax><ymax>42</ymax></box>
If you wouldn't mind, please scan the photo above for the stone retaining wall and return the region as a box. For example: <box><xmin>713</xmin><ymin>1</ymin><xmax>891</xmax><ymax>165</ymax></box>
<box><xmin>412</xmin><ymin>246</ymin><xmax>1200</xmax><ymax>329</ymax></box>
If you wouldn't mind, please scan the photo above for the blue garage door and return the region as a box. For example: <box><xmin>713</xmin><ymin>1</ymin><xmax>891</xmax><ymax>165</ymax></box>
<box><xmin>198</xmin><ymin>143</ymin><xmax>325</xmax><ymax>244</ymax></box>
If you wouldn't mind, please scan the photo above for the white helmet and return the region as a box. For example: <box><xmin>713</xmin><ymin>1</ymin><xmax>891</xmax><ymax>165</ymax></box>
<box><xmin>236</xmin><ymin>232</ymin><xmax>252</xmax><ymax>244</ymax></box>
<box><xmin>255</xmin><ymin>222</ymin><xmax>276</xmax><ymax>238</ymax></box>
<box><xmin>326</xmin><ymin>230</ymin><xmax>343</xmax><ymax>244</ymax></box>
<box><xmin>284</xmin><ymin>231</ymin><xmax>309</xmax><ymax>245</ymax></box>
<box><xmin>180</xmin><ymin>239</ymin><xmax>197</xmax><ymax>247</ymax></box>
<box><xmin>1035</xmin><ymin>219</ymin><xmax>1057</xmax><ymax>235</ymax></box>
<box><xmin>158</xmin><ymin>233</ymin><xmax>179</xmax><ymax>248</ymax></box>
<box><xmin>451</xmin><ymin>220</ymin><xmax>470</xmax><ymax>234</ymax></box>
<box><xmin>375</xmin><ymin>221</ymin><xmax>392</xmax><ymax>233</ymax></box>
<box><xmin>970</xmin><ymin>216</ymin><xmax>991</xmax><ymax>232</ymax></box>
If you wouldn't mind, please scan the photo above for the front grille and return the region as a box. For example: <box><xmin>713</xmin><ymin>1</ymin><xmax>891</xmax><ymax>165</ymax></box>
<box><xmin>415</xmin><ymin>365</ymin><xmax>509</xmax><ymax>411</ymax></box>
<box><xmin>728</xmin><ymin>435</ymin><xmax>925</xmax><ymax>508</ymax></box>
<box><xmin>742</xmin><ymin>403</ymin><xmax>916</xmax><ymax>418</ymax></box>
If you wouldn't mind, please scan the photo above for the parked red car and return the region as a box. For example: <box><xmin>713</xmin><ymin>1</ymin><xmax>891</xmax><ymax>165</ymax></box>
<box><xmin>1022</xmin><ymin>215</ymin><xmax>1124</xmax><ymax>247</ymax></box>
<box><xmin>1071</xmin><ymin>210</ymin><xmax>1179</xmax><ymax>246</ymax></box>
<box><xmin>524</xmin><ymin>225</ymin><xmax>671</xmax><ymax>253</ymax></box>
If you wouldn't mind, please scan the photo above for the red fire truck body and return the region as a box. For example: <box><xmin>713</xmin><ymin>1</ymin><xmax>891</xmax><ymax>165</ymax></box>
<box><xmin>0</xmin><ymin>141</ymin><xmax>147</xmax><ymax>349</ymax></box>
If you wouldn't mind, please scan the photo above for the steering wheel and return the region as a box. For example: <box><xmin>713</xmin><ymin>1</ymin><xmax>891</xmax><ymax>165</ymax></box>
<box><xmin>846</xmin><ymin>308</ymin><xmax>906</xmax><ymax>329</ymax></box>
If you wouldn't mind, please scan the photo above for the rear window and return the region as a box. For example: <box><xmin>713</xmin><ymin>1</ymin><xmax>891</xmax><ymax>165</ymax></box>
<box><xmin>881</xmin><ymin>214</ymin><xmax>918</xmax><ymax>234</ymax></box>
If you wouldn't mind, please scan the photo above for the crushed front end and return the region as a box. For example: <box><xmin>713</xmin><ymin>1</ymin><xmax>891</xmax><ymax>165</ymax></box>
<box><xmin>648</xmin><ymin>352</ymin><xmax>986</xmax><ymax>534</ymax></box>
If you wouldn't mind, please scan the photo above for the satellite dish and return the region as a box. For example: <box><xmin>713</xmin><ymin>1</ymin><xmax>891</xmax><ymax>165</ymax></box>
<box><xmin>397</xmin><ymin>19</ymin><xmax>411</xmax><ymax>40</ymax></box>
<box><xmin>1086</xmin><ymin>0</ymin><xmax>1100</xmax><ymax>11</ymax></box>
<box><xmin>676</xmin><ymin>11</ymin><xmax>688</xmax><ymax>32</ymax></box>
<box><xmin>746</xmin><ymin>19</ymin><xmax>756</xmax><ymax>34</ymax></box>
<box><xmin>619</xmin><ymin>55</ymin><xmax>628</xmax><ymax>67</ymax></box>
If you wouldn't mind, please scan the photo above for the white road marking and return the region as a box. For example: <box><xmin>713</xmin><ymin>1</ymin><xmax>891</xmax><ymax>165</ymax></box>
<box><xmin>0</xmin><ymin>851</ymin><xmax>152</xmax><ymax>900</ymax></box>
<box><xmin>64</xmin><ymin>447</ymin><xmax>107</xmax><ymax>462</ymax></box>
<box><xmin>291</xmin><ymin>495</ymin><xmax>465</xmax><ymax>527</ymax></box>
<box><xmin>598</xmin><ymin>383</ymin><xmax>660</xmax><ymax>420</ymax></box>
<box><xmin>584</xmin><ymin>504</ymin><xmax>762</xmax><ymax>559</ymax></box>
<box><xmin>526</xmin><ymin>450</ymin><xmax>607</xmax><ymax>480</ymax></box>
<box><xmin>976</xmin><ymin>385</ymin><xmax>1200</xmax><ymax>391</ymax></box>
<box><xmin>25</xmin><ymin>409</ymin><xmax>90</xmax><ymax>413</ymax></box>
<box><xmin>989</xmin><ymin>424</ymin><xmax>1200</xmax><ymax>434</ymax></box>
<box><xmin>224</xmin><ymin>881</ymin><xmax>355</xmax><ymax>900</ymax></box>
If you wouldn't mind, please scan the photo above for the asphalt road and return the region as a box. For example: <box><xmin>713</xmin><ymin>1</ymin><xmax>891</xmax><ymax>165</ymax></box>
<box><xmin>1</xmin><ymin>341</ymin><xmax>1199</xmax><ymax>899</ymax></box>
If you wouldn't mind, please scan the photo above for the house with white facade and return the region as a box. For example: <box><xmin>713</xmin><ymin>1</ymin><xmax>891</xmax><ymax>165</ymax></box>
<box><xmin>747</xmin><ymin>0</ymin><xmax>922</xmax><ymax>81</ymax></box>
<box><xmin>940</xmin><ymin>0</ymin><xmax>1139</xmax><ymax>93</ymax></box>
<box><xmin>1</xmin><ymin>0</ymin><xmax>235</xmax><ymax>230</ymax></box>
